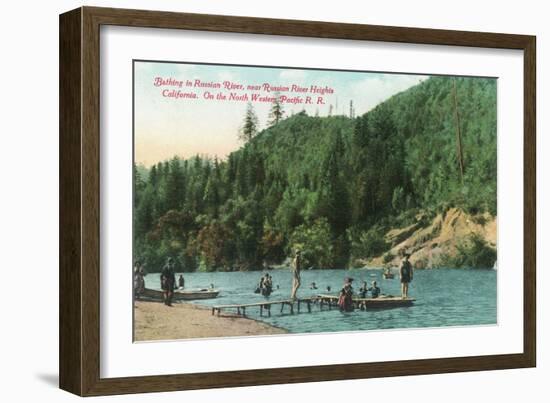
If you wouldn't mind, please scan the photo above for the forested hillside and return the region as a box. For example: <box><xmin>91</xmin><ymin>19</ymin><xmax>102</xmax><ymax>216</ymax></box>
<box><xmin>133</xmin><ymin>76</ymin><xmax>497</xmax><ymax>272</ymax></box>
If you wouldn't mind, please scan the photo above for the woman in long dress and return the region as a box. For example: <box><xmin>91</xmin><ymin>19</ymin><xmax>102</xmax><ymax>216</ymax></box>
<box><xmin>338</xmin><ymin>278</ymin><xmax>354</xmax><ymax>312</ymax></box>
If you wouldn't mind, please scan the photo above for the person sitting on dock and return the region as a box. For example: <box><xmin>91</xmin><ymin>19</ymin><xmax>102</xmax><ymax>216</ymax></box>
<box><xmin>338</xmin><ymin>277</ymin><xmax>354</xmax><ymax>312</ymax></box>
<box><xmin>400</xmin><ymin>253</ymin><xmax>413</xmax><ymax>298</ymax></box>
<box><xmin>177</xmin><ymin>274</ymin><xmax>185</xmax><ymax>289</ymax></box>
<box><xmin>160</xmin><ymin>257</ymin><xmax>176</xmax><ymax>306</ymax></box>
<box><xmin>368</xmin><ymin>280</ymin><xmax>381</xmax><ymax>298</ymax></box>
<box><xmin>359</xmin><ymin>281</ymin><xmax>368</xmax><ymax>298</ymax></box>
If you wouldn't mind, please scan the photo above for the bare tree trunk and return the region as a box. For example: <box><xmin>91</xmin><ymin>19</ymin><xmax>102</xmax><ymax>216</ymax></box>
<box><xmin>452</xmin><ymin>78</ymin><xmax>465</xmax><ymax>184</ymax></box>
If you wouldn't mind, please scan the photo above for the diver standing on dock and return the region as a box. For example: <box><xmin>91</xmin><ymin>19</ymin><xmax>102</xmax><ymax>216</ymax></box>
<box><xmin>400</xmin><ymin>253</ymin><xmax>413</xmax><ymax>298</ymax></box>
<box><xmin>290</xmin><ymin>250</ymin><xmax>302</xmax><ymax>301</ymax></box>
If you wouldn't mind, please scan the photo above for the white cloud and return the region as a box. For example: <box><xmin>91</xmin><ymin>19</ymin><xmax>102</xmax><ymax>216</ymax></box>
<box><xmin>350</xmin><ymin>74</ymin><xmax>427</xmax><ymax>115</ymax></box>
<box><xmin>217</xmin><ymin>70</ymin><xmax>238</xmax><ymax>83</ymax></box>
<box><xmin>278</xmin><ymin>69</ymin><xmax>307</xmax><ymax>83</ymax></box>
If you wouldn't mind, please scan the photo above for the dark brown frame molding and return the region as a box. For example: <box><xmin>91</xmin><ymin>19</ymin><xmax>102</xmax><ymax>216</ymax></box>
<box><xmin>59</xmin><ymin>6</ymin><xmax>536</xmax><ymax>396</ymax></box>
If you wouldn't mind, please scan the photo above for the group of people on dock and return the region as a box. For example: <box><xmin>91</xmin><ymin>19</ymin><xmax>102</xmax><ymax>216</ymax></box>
<box><xmin>287</xmin><ymin>249</ymin><xmax>414</xmax><ymax>312</ymax></box>
<box><xmin>136</xmin><ymin>250</ymin><xmax>414</xmax><ymax>310</ymax></box>
<box><xmin>338</xmin><ymin>278</ymin><xmax>381</xmax><ymax>312</ymax></box>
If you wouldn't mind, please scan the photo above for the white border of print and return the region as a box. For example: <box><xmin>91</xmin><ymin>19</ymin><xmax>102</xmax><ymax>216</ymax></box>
<box><xmin>100</xmin><ymin>25</ymin><xmax>523</xmax><ymax>378</ymax></box>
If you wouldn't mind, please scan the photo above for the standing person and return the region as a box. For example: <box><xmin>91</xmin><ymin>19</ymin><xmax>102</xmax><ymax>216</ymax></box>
<box><xmin>290</xmin><ymin>250</ymin><xmax>302</xmax><ymax>301</ymax></box>
<box><xmin>264</xmin><ymin>274</ymin><xmax>273</xmax><ymax>295</ymax></box>
<box><xmin>400</xmin><ymin>253</ymin><xmax>413</xmax><ymax>298</ymax></box>
<box><xmin>160</xmin><ymin>257</ymin><xmax>176</xmax><ymax>306</ymax></box>
<box><xmin>261</xmin><ymin>273</ymin><xmax>273</xmax><ymax>296</ymax></box>
<box><xmin>255</xmin><ymin>275</ymin><xmax>265</xmax><ymax>294</ymax></box>
<box><xmin>178</xmin><ymin>274</ymin><xmax>185</xmax><ymax>289</ymax></box>
<box><xmin>133</xmin><ymin>262</ymin><xmax>146</xmax><ymax>299</ymax></box>
<box><xmin>338</xmin><ymin>277</ymin><xmax>354</xmax><ymax>312</ymax></box>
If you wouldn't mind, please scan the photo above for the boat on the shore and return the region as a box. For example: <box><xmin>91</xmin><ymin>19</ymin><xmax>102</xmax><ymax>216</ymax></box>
<box><xmin>140</xmin><ymin>287</ymin><xmax>220</xmax><ymax>301</ymax></box>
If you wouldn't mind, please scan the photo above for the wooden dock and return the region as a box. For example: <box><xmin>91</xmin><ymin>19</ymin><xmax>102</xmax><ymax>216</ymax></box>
<box><xmin>211</xmin><ymin>298</ymin><xmax>314</xmax><ymax>317</ymax></box>
<box><xmin>211</xmin><ymin>294</ymin><xmax>414</xmax><ymax>317</ymax></box>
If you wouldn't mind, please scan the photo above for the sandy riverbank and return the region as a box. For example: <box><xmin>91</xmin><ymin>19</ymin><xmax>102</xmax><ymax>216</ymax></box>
<box><xmin>134</xmin><ymin>301</ymin><xmax>287</xmax><ymax>341</ymax></box>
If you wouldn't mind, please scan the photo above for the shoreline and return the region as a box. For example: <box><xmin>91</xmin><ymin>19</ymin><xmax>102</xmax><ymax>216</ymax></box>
<box><xmin>134</xmin><ymin>300</ymin><xmax>287</xmax><ymax>341</ymax></box>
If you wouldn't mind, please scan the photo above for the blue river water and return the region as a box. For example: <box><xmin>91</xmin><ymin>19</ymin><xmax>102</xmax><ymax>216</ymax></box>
<box><xmin>143</xmin><ymin>268</ymin><xmax>496</xmax><ymax>334</ymax></box>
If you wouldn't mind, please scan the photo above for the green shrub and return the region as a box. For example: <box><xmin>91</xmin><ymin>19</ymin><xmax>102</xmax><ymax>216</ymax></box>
<box><xmin>447</xmin><ymin>233</ymin><xmax>496</xmax><ymax>269</ymax></box>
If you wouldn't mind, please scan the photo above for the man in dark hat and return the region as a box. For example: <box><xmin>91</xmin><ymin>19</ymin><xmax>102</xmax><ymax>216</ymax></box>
<box><xmin>160</xmin><ymin>257</ymin><xmax>176</xmax><ymax>306</ymax></box>
<box><xmin>290</xmin><ymin>250</ymin><xmax>302</xmax><ymax>300</ymax></box>
<box><xmin>400</xmin><ymin>253</ymin><xmax>413</xmax><ymax>298</ymax></box>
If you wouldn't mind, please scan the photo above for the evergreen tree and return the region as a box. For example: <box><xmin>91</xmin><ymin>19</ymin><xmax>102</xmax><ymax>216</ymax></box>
<box><xmin>268</xmin><ymin>92</ymin><xmax>284</xmax><ymax>126</ymax></box>
<box><xmin>165</xmin><ymin>157</ymin><xmax>185</xmax><ymax>211</ymax></box>
<box><xmin>320</xmin><ymin>132</ymin><xmax>350</xmax><ymax>238</ymax></box>
<box><xmin>132</xmin><ymin>76</ymin><xmax>497</xmax><ymax>271</ymax></box>
<box><xmin>148</xmin><ymin>164</ymin><xmax>158</xmax><ymax>188</ymax></box>
<box><xmin>133</xmin><ymin>163</ymin><xmax>145</xmax><ymax>209</ymax></box>
<box><xmin>239</xmin><ymin>102</ymin><xmax>259</xmax><ymax>143</ymax></box>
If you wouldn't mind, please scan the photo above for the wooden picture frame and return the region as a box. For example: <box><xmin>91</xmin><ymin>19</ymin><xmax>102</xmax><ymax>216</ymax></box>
<box><xmin>59</xmin><ymin>6</ymin><xmax>536</xmax><ymax>396</ymax></box>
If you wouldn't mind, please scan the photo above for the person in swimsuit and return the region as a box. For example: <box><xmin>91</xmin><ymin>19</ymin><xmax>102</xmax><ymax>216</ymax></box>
<box><xmin>359</xmin><ymin>281</ymin><xmax>368</xmax><ymax>298</ymax></box>
<box><xmin>400</xmin><ymin>253</ymin><xmax>413</xmax><ymax>298</ymax></box>
<box><xmin>160</xmin><ymin>257</ymin><xmax>176</xmax><ymax>306</ymax></box>
<box><xmin>369</xmin><ymin>280</ymin><xmax>381</xmax><ymax>298</ymax></box>
<box><xmin>290</xmin><ymin>250</ymin><xmax>302</xmax><ymax>300</ymax></box>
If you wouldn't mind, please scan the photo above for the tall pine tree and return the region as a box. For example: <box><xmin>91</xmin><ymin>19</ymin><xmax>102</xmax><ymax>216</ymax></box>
<box><xmin>268</xmin><ymin>92</ymin><xmax>284</xmax><ymax>126</ymax></box>
<box><xmin>239</xmin><ymin>102</ymin><xmax>259</xmax><ymax>143</ymax></box>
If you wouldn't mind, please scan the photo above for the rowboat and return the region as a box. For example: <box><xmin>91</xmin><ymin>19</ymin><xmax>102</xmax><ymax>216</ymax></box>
<box><xmin>140</xmin><ymin>287</ymin><xmax>220</xmax><ymax>301</ymax></box>
<box><xmin>316</xmin><ymin>294</ymin><xmax>414</xmax><ymax>309</ymax></box>
<box><xmin>356</xmin><ymin>296</ymin><xmax>414</xmax><ymax>309</ymax></box>
<box><xmin>383</xmin><ymin>272</ymin><xmax>395</xmax><ymax>279</ymax></box>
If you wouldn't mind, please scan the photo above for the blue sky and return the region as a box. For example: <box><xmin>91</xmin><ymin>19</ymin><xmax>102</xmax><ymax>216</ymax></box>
<box><xmin>134</xmin><ymin>61</ymin><xmax>427</xmax><ymax>166</ymax></box>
